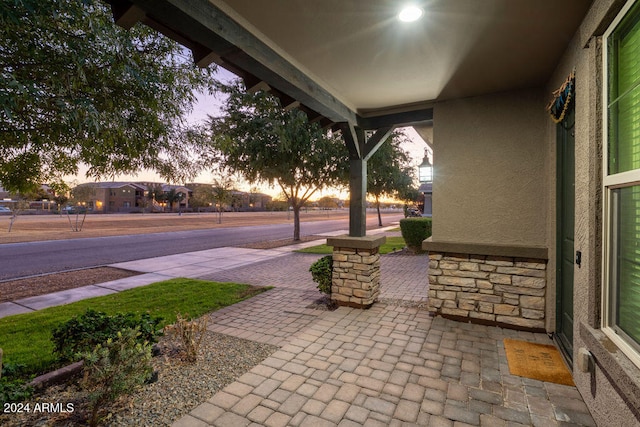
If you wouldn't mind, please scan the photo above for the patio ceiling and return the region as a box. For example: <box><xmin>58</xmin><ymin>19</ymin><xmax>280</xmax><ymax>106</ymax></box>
<box><xmin>107</xmin><ymin>0</ymin><xmax>592</xmax><ymax>131</ymax></box>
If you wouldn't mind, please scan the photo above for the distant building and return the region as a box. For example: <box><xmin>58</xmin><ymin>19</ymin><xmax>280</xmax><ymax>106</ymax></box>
<box><xmin>231</xmin><ymin>191</ymin><xmax>272</xmax><ymax>210</ymax></box>
<box><xmin>69</xmin><ymin>181</ymin><xmax>273</xmax><ymax>213</ymax></box>
<box><xmin>161</xmin><ymin>184</ymin><xmax>191</xmax><ymax>212</ymax></box>
<box><xmin>76</xmin><ymin>182</ymin><xmax>146</xmax><ymax>213</ymax></box>
<box><xmin>0</xmin><ymin>185</ymin><xmax>9</xmax><ymax>200</ymax></box>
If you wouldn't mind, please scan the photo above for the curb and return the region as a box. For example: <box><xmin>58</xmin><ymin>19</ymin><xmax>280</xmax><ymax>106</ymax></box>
<box><xmin>28</xmin><ymin>361</ymin><xmax>83</xmax><ymax>390</ymax></box>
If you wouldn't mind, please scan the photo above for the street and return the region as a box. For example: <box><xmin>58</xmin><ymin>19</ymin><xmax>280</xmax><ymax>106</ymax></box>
<box><xmin>0</xmin><ymin>213</ymin><xmax>403</xmax><ymax>280</ymax></box>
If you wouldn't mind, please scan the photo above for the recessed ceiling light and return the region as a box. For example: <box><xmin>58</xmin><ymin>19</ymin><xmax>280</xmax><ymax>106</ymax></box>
<box><xmin>399</xmin><ymin>5</ymin><xmax>423</xmax><ymax>22</ymax></box>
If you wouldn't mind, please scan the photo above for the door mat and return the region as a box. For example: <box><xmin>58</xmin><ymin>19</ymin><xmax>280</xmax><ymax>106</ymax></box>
<box><xmin>504</xmin><ymin>339</ymin><xmax>574</xmax><ymax>386</ymax></box>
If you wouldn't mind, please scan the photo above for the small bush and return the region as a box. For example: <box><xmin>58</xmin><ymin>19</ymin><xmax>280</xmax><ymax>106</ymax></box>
<box><xmin>399</xmin><ymin>218</ymin><xmax>432</xmax><ymax>253</ymax></box>
<box><xmin>310</xmin><ymin>255</ymin><xmax>333</xmax><ymax>295</ymax></box>
<box><xmin>80</xmin><ymin>327</ymin><xmax>153</xmax><ymax>427</ymax></box>
<box><xmin>52</xmin><ymin>309</ymin><xmax>163</xmax><ymax>362</ymax></box>
<box><xmin>0</xmin><ymin>363</ymin><xmax>33</xmax><ymax>405</ymax></box>
<box><xmin>164</xmin><ymin>313</ymin><xmax>208</xmax><ymax>362</ymax></box>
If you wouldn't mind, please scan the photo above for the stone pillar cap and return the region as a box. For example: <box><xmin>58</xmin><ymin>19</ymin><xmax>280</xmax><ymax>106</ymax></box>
<box><xmin>327</xmin><ymin>235</ymin><xmax>386</xmax><ymax>250</ymax></box>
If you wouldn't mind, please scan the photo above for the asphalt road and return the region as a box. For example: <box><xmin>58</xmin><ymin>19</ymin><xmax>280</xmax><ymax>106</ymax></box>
<box><xmin>0</xmin><ymin>214</ymin><xmax>403</xmax><ymax>281</ymax></box>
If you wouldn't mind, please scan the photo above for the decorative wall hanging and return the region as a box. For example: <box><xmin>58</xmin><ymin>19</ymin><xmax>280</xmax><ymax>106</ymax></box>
<box><xmin>546</xmin><ymin>70</ymin><xmax>575</xmax><ymax>123</ymax></box>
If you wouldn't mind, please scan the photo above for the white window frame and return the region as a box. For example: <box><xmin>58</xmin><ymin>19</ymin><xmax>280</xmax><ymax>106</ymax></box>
<box><xmin>602</xmin><ymin>0</ymin><xmax>640</xmax><ymax>369</ymax></box>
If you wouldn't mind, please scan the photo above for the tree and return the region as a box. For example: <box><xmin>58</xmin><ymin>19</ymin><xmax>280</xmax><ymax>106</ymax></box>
<box><xmin>367</xmin><ymin>131</ymin><xmax>415</xmax><ymax>226</ymax></box>
<box><xmin>189</xmin><ymin>185</ymin><xmax>215</xmax><ymax>212</ymax></box>
<box><xmin>7</xmin><ymin>199</ymin><xmax>29</xmax><ymax>233</ymax></box>
<box><xmin>22</xmin><ymin>187</ymin><xmax>49</xmax><ymax>201</ymax></box>
<box><xmin>165</xmin><ymin>188</ymin><xmax>185</xmax><ymax>213</ymax></box>
<box><xmin>67</xmin><ymin>184</ymin><xmax>96</xmax><ymax>231</ymax></box>
<box><xmin>208</xmin><ymin>81</ymin><xmax>349</xmax><ymax>240</ymax></box>
<box><xmin>211</xmin><ymin>176</ymin><xmax>234</xmax><ymax>224</ymax></box>
<box><xmin>266</xmin><ymin>198</ymin><xmax>289</xmax><ymax>212</ymax></box>
<box><xmin>317</xmin><ymin>196</ymin><xmax>338</xmax><ymax>210</ymax></box>
<box><xmin>0</xmin><ymin>0</ymin><xmax>217</xmax><ymax>193</ymax></box>
<box><xmin>49</xmin><ymin>181</ymin><xmax>71</xmax><ymax>214</ymax></box>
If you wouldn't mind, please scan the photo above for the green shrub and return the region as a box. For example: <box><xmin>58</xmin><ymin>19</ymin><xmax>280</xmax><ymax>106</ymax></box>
<box><xmin>309</xmin><ymin>255</ymin><xmax>333</xmax><ymax>295</ymax></box>
<box><xmin>0</xmin><ymin>363</ymin><xmax>33</xmax><ymax>405</ymax></box>
<box><xmin>52</xmin><ymin>309</ymin><xmax>163</xmax><ymax>362</ymax></box>
<box><xmin>80</xmin><ymin>327</ymin><xmax>153</xmax><ymax>427</ymax></box>
<box><xmin>399</xmin><ymin>217</ymin><xmax>432</xmax><ymax>252</ymax></box>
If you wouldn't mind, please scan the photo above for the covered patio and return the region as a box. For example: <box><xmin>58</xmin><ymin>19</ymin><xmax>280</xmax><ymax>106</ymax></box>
<box><xmin>104</xmin><ymin>1</ymin><xmax>640</xmax><ymax>425</ymax></box>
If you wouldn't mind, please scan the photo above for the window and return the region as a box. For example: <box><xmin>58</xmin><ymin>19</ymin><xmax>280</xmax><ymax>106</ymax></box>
<box><xmin>603</xmin><ymin>0</ymin><xmax>640</xmax><ymax>365</ymax></box>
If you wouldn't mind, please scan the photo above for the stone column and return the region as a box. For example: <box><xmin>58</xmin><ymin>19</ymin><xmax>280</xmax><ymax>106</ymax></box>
<box><xmin>327</xmin><ymin>235</ymin><xmax>386</xmax><ymax>309</ymax></box>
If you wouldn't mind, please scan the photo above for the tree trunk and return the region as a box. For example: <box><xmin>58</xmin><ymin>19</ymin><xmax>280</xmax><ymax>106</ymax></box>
<box><xmin>376</xmin><ymin>196</ymin><xmax>382</xmax><ymax>227</ymax></box>
<box><xmin>293</xmin><ymin>205</ymin><xmax>301</xmax><ymax>241</ymax></box>
<box><xmin>8</xmin><ymin>213</ymin><xmax>17</xmax><ymax>232</ymax></box>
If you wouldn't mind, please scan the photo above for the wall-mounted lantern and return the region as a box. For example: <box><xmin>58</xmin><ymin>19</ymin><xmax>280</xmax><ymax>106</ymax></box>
<box><xmin>418</xmin><ymin>151</ymin><xmax>433</xmax><ymax>217</ymax></box>
<box><xmin>418</xmin><ymin>153</ymin><xmax>433</xmax><ymax>183</ymax></box>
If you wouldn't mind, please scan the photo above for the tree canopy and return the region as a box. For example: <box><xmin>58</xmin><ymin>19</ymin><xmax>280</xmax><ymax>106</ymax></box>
<box><xmin>207</xmin><ymin>81</ymin><xmax>349</xmax><ymax>240</ymax></box>
<box><xmin>0</xmin><ymin>0</ymin><xmax>217</xmax><ymax>193</ymax></box>
<box><xmin>368</xmin><ymin>130</ymin><xmax>416</xmax><ymax>226</ymax></box>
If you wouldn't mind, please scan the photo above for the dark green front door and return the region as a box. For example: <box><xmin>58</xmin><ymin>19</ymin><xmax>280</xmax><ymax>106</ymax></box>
<box><xmin>556</xmin><ymin>106</ymin><xmax>575</xmax><ymax>362</ymax></box>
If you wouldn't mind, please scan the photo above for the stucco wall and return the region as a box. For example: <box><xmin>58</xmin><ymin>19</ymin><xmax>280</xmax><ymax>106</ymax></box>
<box><xmin>432</xmin><ymin>89</ymin><xmax>547</xmax><ymax>247</ymax></box>
<box><xmin>545</xmin><ymin>0</ymin><xmax>640</xmax><ymax>425</ymax></box>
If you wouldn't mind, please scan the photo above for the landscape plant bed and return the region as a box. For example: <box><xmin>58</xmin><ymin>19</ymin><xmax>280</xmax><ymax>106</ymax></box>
<box><xmin>238</xmin><ymin>234</ymin><xmax>324</xmax><ymax>249</ymax></box>
<box><xmin>305</xmin><ymin>295</ymin><xmax>339</xmax><ymax>311</ymax></box>
<box><xmin>0</xmin><ymin>330</ymin><xmax>278</xmax><ymax>426</ymax></box>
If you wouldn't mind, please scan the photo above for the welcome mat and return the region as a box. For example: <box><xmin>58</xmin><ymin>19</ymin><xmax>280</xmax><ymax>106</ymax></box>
<box><xmin>504</xmin><ymin>339</ymin><xmax>574</xmax><ymax>386</ymax></box>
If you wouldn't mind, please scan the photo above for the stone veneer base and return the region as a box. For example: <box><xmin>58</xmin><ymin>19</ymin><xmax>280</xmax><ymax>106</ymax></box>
<box><xmin>426</xmin><ymin>246</ymin><xmax>548</xmax><ymax>331</ymax></box>
<box><xmin>327</xmin><ymin>235</ymin><xmax>386</xmax><ymax>309</ymax></box>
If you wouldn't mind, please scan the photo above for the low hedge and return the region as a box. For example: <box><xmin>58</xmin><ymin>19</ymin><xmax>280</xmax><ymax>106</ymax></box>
<box><xmin>399</xmin><ymin>217</ymin><xmax>432</xmax><ymax>253</ymax></box>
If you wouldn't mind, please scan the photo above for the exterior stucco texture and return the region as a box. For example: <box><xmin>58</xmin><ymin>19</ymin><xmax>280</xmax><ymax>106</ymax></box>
<box><xmin>433</xmin><ymin>89</ymin><xmax>547</xmax><ymax>248</ymax></box>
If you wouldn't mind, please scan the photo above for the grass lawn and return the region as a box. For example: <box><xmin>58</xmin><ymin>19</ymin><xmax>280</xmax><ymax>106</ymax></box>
<box><xmin>0</xmin><ymin>278</ymin><xmax>268</xmax><ymax>377</ymax></box>
<box><xmin>297</xmin><ymin>236</ymin><xmax>407</xmax><ymax>255</ymax></box>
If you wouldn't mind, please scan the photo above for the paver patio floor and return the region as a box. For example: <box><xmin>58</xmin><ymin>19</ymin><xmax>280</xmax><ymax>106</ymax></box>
<box><xmin>174</xmin><ymin>252</ymin><xmax>595</xmax><ymax>427</ymax></box>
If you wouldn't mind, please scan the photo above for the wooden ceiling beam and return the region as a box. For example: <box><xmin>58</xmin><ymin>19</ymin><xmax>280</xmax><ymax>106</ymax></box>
<box><xmin>320</xmin><ymin>118</ymin><xmax>335</xmax><ymax>130</ymax></box>
<box><xmin>357</xmin><ymin>108</ymin><xmax>433</xmax><ymax>130</ymax></box>
<box><xmin>191</xmin><ymin>46</ymin><xmax>224</xmax><ymax>68</ymax></box>
<box><xmin>106</xmin><ymin>0</ymin><xmax>358</xmax><ymax>125</ymax></box>
<box><xmin>110</xmin><ymin>0</ymin><xmax>145</xmax><ymax>29</ymax></box>
<box><xmin>283</xmin><ymin>100</ymin><xmax>300</xmax><ymax>111</ymax></box>
<box><xmin>246</xmin><ymin>80</ymin><xmax>271</xmax><ymax>94</ymax></box>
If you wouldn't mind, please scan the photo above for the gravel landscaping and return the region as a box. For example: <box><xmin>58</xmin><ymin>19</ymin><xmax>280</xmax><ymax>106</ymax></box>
<box><xmin>0</xmin><ymin>330</ymin><xmax>278</xmax><ymax>426</ymax></box>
